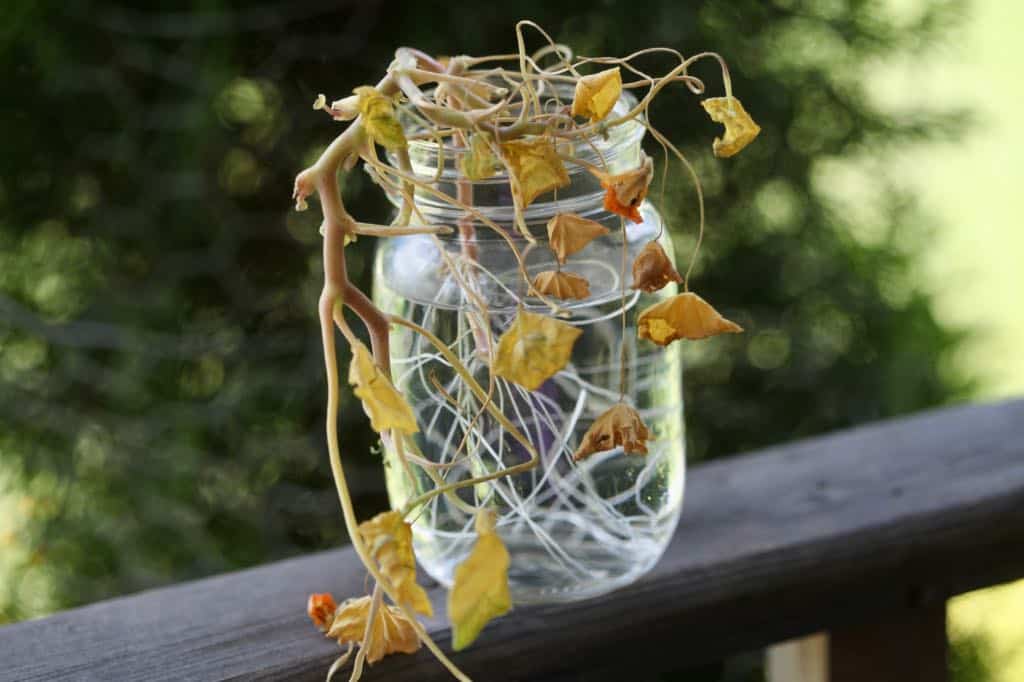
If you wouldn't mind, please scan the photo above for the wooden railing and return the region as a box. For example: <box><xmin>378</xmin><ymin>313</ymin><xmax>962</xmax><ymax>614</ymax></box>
<box><xmin>3</xmin><ymin>399</ymin><xmax>1023</xmax><ymax>681</ymax></box>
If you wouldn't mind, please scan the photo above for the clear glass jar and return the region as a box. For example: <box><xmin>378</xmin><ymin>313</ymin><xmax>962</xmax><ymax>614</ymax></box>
<box><xmin>372</xmin><ymin>92</ymin><xmax>685</xmax><ymax>604</ymax></box>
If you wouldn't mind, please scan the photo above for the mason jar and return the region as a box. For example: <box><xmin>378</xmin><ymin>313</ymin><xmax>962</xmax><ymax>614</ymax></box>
<box><xmin>372</xmin><ymin>90</ymin><xmax>685</xmax><ymax>604</ymax></box>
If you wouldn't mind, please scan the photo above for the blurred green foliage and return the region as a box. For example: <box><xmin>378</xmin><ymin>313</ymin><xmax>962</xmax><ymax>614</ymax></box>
<box><xmin>0</xmin><ymin>0</ymin><xmax>982</xmax><ymax>677</ymax></box>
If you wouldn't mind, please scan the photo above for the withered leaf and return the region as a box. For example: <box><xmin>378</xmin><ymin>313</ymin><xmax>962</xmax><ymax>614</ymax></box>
<box><xmin>354</xmin><ymin>86</ymin><xmax>407</xmax><ymax>151</ymax></box>
<box><xmin>574</xmin><ymin>403</ymin><xmax>651</xmax><ymax>461</ymax></box>
<box><xmin>637</xmin><ymin>292</ymin><xmax>743</xmax><ymax>346</ymax></box>
<box><xmin>492</xmin><ymin>309</ymin><xmax>582</xmax><ymax>391</ymax></box>
<box><xmin>500</xmin><ymin>137</ymin><xmax>571</xmax><ymax>208</ymax></box>
<box><xmin>448</xmin><ymin>511</ymin><xmax>512</xmax><ymax>651</ymax></box>
<box><xmin>358</xmin><ymin>511</ymin><xmax>433</xmax><ymax>617</ymax></box>
<box><xmin>631</xmin><ymin>241</ymin><xmax>682</xmax><ymax>293</ymax></box>
<box><xmin>546</xmin><ymin>213</ymin><xmax>609</xmax><ymax>265</ymax></box>
<box><xmin>326</xmin><ymin>595</ymin><xmax>421</xmax><ymax>664</ymax></box>
<box><xmin>349</xmin><ymin>343</ymin><xmax>418</xmax><ymax>435</ymax></box>
<box><xmin>571</xmin><ymin>68</ymin><xmax>622</xmax><ymax>122</ymax></box>
<box><xmin>532</xmin><ymin>270</ymin><xmax>591</xmax><ymax>300</ymax></box>
<box><xmin>701</xmin><ymin>96</ymin><xmax>761</xmax><ymax>158</ymax></box>
<box><xmin>460</xmin><ymin>132</ymin><xmax>500</xmax><ymax>181</ymax></box>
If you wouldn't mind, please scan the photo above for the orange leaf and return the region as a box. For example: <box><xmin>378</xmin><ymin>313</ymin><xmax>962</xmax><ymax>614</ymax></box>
<box><xmin>637</xmin><ymin>292</ymin><xmax>743</xmax><ymax>346</ymax></box>
<box><xmin>701</xmin><ymin>96</ymin><xmax>760</xmax><ymax>158</ymax></box>
<box><xmin>531</xmin><ymin>270</ymin><xmax>591</xmax><ymax>300</ymax></box>
<box><xmin>631</xmin><ymin>241</ymin><xmax>682</xmax><ymax>293</ymax></box>
<box><xmin>546</xmin><ymin>213</ymin><xmax>609</xmax><ymax>264</ymax></box>
<box><xmin>574</xmin><ymin>403</ymin><xmax>650</xmax><ymax>461</ymax></box>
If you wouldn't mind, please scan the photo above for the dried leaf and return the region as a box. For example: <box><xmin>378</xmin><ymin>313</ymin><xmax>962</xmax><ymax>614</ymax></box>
<box><xmin>595</xmin><ymin>155</ymin><xmax>653</xmax><ymax>224</ymax></box>
<box><xmin>448</xmin><ymin>511</ymin><xmax>512</xmax><ymax>651</ymax></box>
<box><xmin>354</xmin><ymin>86</ymin><xmax>407</xmax><ymax>151</ymax></box>
<box><xmin>358</xmin><ymin>510</ymin><xmax>433</xmax><ymax>617</ymax></box>
<box><xmin>571</xmin><ymin>67</ymin><xmax>622</xmax><ymax>122</ymax></box>
<box><xmin>501</xmin><ymin>137</ymin><xmax>571</xmax><ymax>208</ymax></box>
<box><xmin>546</xmin><ymin>213</ymin><xmax>609</xmax><ymax>265</ymax></box>
<box><xmin>493</xmin><ymin>308</ymin><xmax>582</xmax><ymax>391</ymax></box>
<box><xmin>460</xmin><ymin>132</ymin><xmax>500</xmax><ymax>181</ymax></box>
<box><xmin>574</xmin><ymin>403</ymin><xmax>650</xmax><ymax>461</ymax></box>
<box><xmin>701</xmin><ymin>96</ymin><xmax>761</xmax><ymax>158</ymax></box>
<box><xmin>307</xmin><ymin>592</ymin><xmax>337</xmax><ymax>632</ymax></box>
<box><xmin>532</xmin><ymin>270</ymin><xmax>591</xmax><ymax>300</ymax></box>
<box><xmin>637</xmin><ymin>292</ymin><xmax>743</xmax><ymax>346</ymax></box>
<box><xmin>326</xmin><ymin>595</ymin><xmax>421</xmax><ymax>664</ymax></box>
<box><xmin>349</xmin><ymin>343</ymin><xmax>418</xmax><ymax>435</ymax></box>
<box><xmin>631</xmin><ymin>241</ymin><xmax>682</xmax><ymax>293</ymax></box>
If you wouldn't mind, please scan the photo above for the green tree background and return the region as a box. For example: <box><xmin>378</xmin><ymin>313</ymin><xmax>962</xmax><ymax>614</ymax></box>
<box><xmin>0</xmin><ymin>0</ymin><xmax>986</xmax><ymax>679</ymax></box>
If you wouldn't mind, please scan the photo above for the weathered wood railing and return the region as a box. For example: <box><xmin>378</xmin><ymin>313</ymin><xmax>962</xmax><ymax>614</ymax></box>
<box><xmin>3</xmin><ymin>399</ymin><xmax>1023</xmax><ymax>681</ymax></box>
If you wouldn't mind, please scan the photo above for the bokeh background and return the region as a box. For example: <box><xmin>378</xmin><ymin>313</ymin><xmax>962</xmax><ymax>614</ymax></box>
<box><xmin>1</xmin><ymin>1</ymin><xmax>1020</xmax><ymax>680</ymax></box>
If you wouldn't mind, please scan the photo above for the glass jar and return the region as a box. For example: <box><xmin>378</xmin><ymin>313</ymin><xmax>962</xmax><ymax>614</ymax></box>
<box><xmin>372</xmin><ymin>91</ymin><xmax>685</xmax><ymax>604</ymax></box>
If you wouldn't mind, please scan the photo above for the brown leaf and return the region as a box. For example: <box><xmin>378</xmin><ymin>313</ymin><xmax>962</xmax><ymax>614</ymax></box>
<box><xmin>594</xmin><ymin>155</ymin><xmax>653</xmax><ymax>224</ymax></box>
<box><xmin>701</xmin><ymin>96</ymin><xmax>761</xmax><ymax>158</ymax></box>
<box><xmin>546</xmin><ymin>213</ymin><xmax>609</xmax><ymax>265</ymax></box>
<box><xmin>637</xmin><ymin>292</ymin><xmax>743</xmax><ymax>346</ymax></box>
<box><xmin>326</xmin><ymin>595</ymin><xmax>421</xmax><ymax>664</ymax></box>
<box><xmin>532</xmin><ymin>270</ymin><xmax>591</xmax><ymax>300</ymax></box>
<box><xmin>573</xmin><ymin>403</ymin><xmax>651</xmax><ymax>461</ymax></box>
<box><xmin>631</xmin><ymin>241</ymin><xmax>682</xmax><ymax>293</ymax></box>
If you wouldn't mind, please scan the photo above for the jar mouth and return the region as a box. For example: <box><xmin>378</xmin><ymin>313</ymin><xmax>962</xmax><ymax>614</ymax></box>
<box><xmin>377</xmin><ymin>85</ymin><xmax>646</xmax><ymax>230</ymax></box>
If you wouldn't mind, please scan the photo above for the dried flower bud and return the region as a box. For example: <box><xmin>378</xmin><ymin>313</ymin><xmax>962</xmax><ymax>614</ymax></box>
<box><xmin>574</xmin><ymin>403</ymin><xmax>651</xmax><ymax>461</ymax></box>
<box><xmin>546</xmin><ymin>213</ymin><xmax>609</xmax><ymax>265</ymax></box>
<box><xmin>594</xmin><ymin>155</ymin><xmax>654</xmax><ymax>224</ymax></box>
<box><xmin>532</xmin><ymin>270</ymin><xmax>590</xmax><ymax>300</ymax></box>
<box><xmin>631</xmin><ymin>241</ymin><xmax>682</xmax><ymax>293</ymax></box>
<box><xmin>307</xmin><ymin>592</ymin><xmax>337</xmax><ymax>632</ymax></box>
<box><xmin>701</xmin><ymin>96</ymin><xmax>760</xmax><ymax>158</ymax></box>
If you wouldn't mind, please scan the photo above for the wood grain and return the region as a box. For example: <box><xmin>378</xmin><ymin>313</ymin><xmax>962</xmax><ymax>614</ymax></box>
<box><xmin>2</xmin><ymin>399</ymin><xmax>1023</xmax><ymax>681</ymax></box>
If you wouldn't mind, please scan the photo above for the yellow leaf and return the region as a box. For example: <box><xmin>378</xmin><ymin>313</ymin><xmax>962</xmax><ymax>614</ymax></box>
<box><xmin>492</xmin><ymin>308</ymin><xmax>582</xmax><ymax>391</ymax></box>
<box><xmin>354</xmin><ymin>86</ymin><xmax>407</xmax><ymax>151</ymax></box>
<box><xmin>531</xmin><ymin>270</ymin><xmax>590</xmax><ymax>300</ymax></box>
<box><xmin>358</xmin><ymin>511</ymin><xmax>433</xmax><ymax>616</ymax></box>
<box><xmin>701</xmin><ymin>96</ymin><xmax>761</xmax><ymax>158</ymax></box>
<box><xmin>546</xmin><ymin>213</ymin><xmax>609</xmax><ymax>265</ymax></box>
<box><xmin>637</xmin><ymin>292</ymin><xmax>743</xmax><ymax>346</ymax></box>
<box><xmin>571</xmin><ymin>67</ymin><xmax>622</xmax><ymax>122</ymax></box>
<box><xmin>593</xmin><ymin>155</ymin><xmax>653</xmax><ymax>224</ymax></box>
<box><xmin>631</xmin><ymin>240</ymin><xmax>682</xmax><ymax>293</ymax></box>
<box><xmin>574</xmin><ymin>402</ymin><xmax>651</xmax><ymax>461</ymax></box>
<box><xmin>501</xmin><ymin>137</ymin><xmax>570</xmax><ymax>208</ymax></box>
<box><xmin>349</xmin><ymin>343</ymin><xmax>418</xmax><ymax>435</ymax></box>
<box><xmin>460</xmin><ymin>132</ymin><xmax>500</xmax><ymax>181</ymax></box>
<box><xmin>326</xmin><ymin>595</ymin><xmax>421</xmax><ymax>664</ymax></box>
<box><xmin>448</xmin><ymin>511</ymin><xmax>511</xmax><ymax>651</ymax></box>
